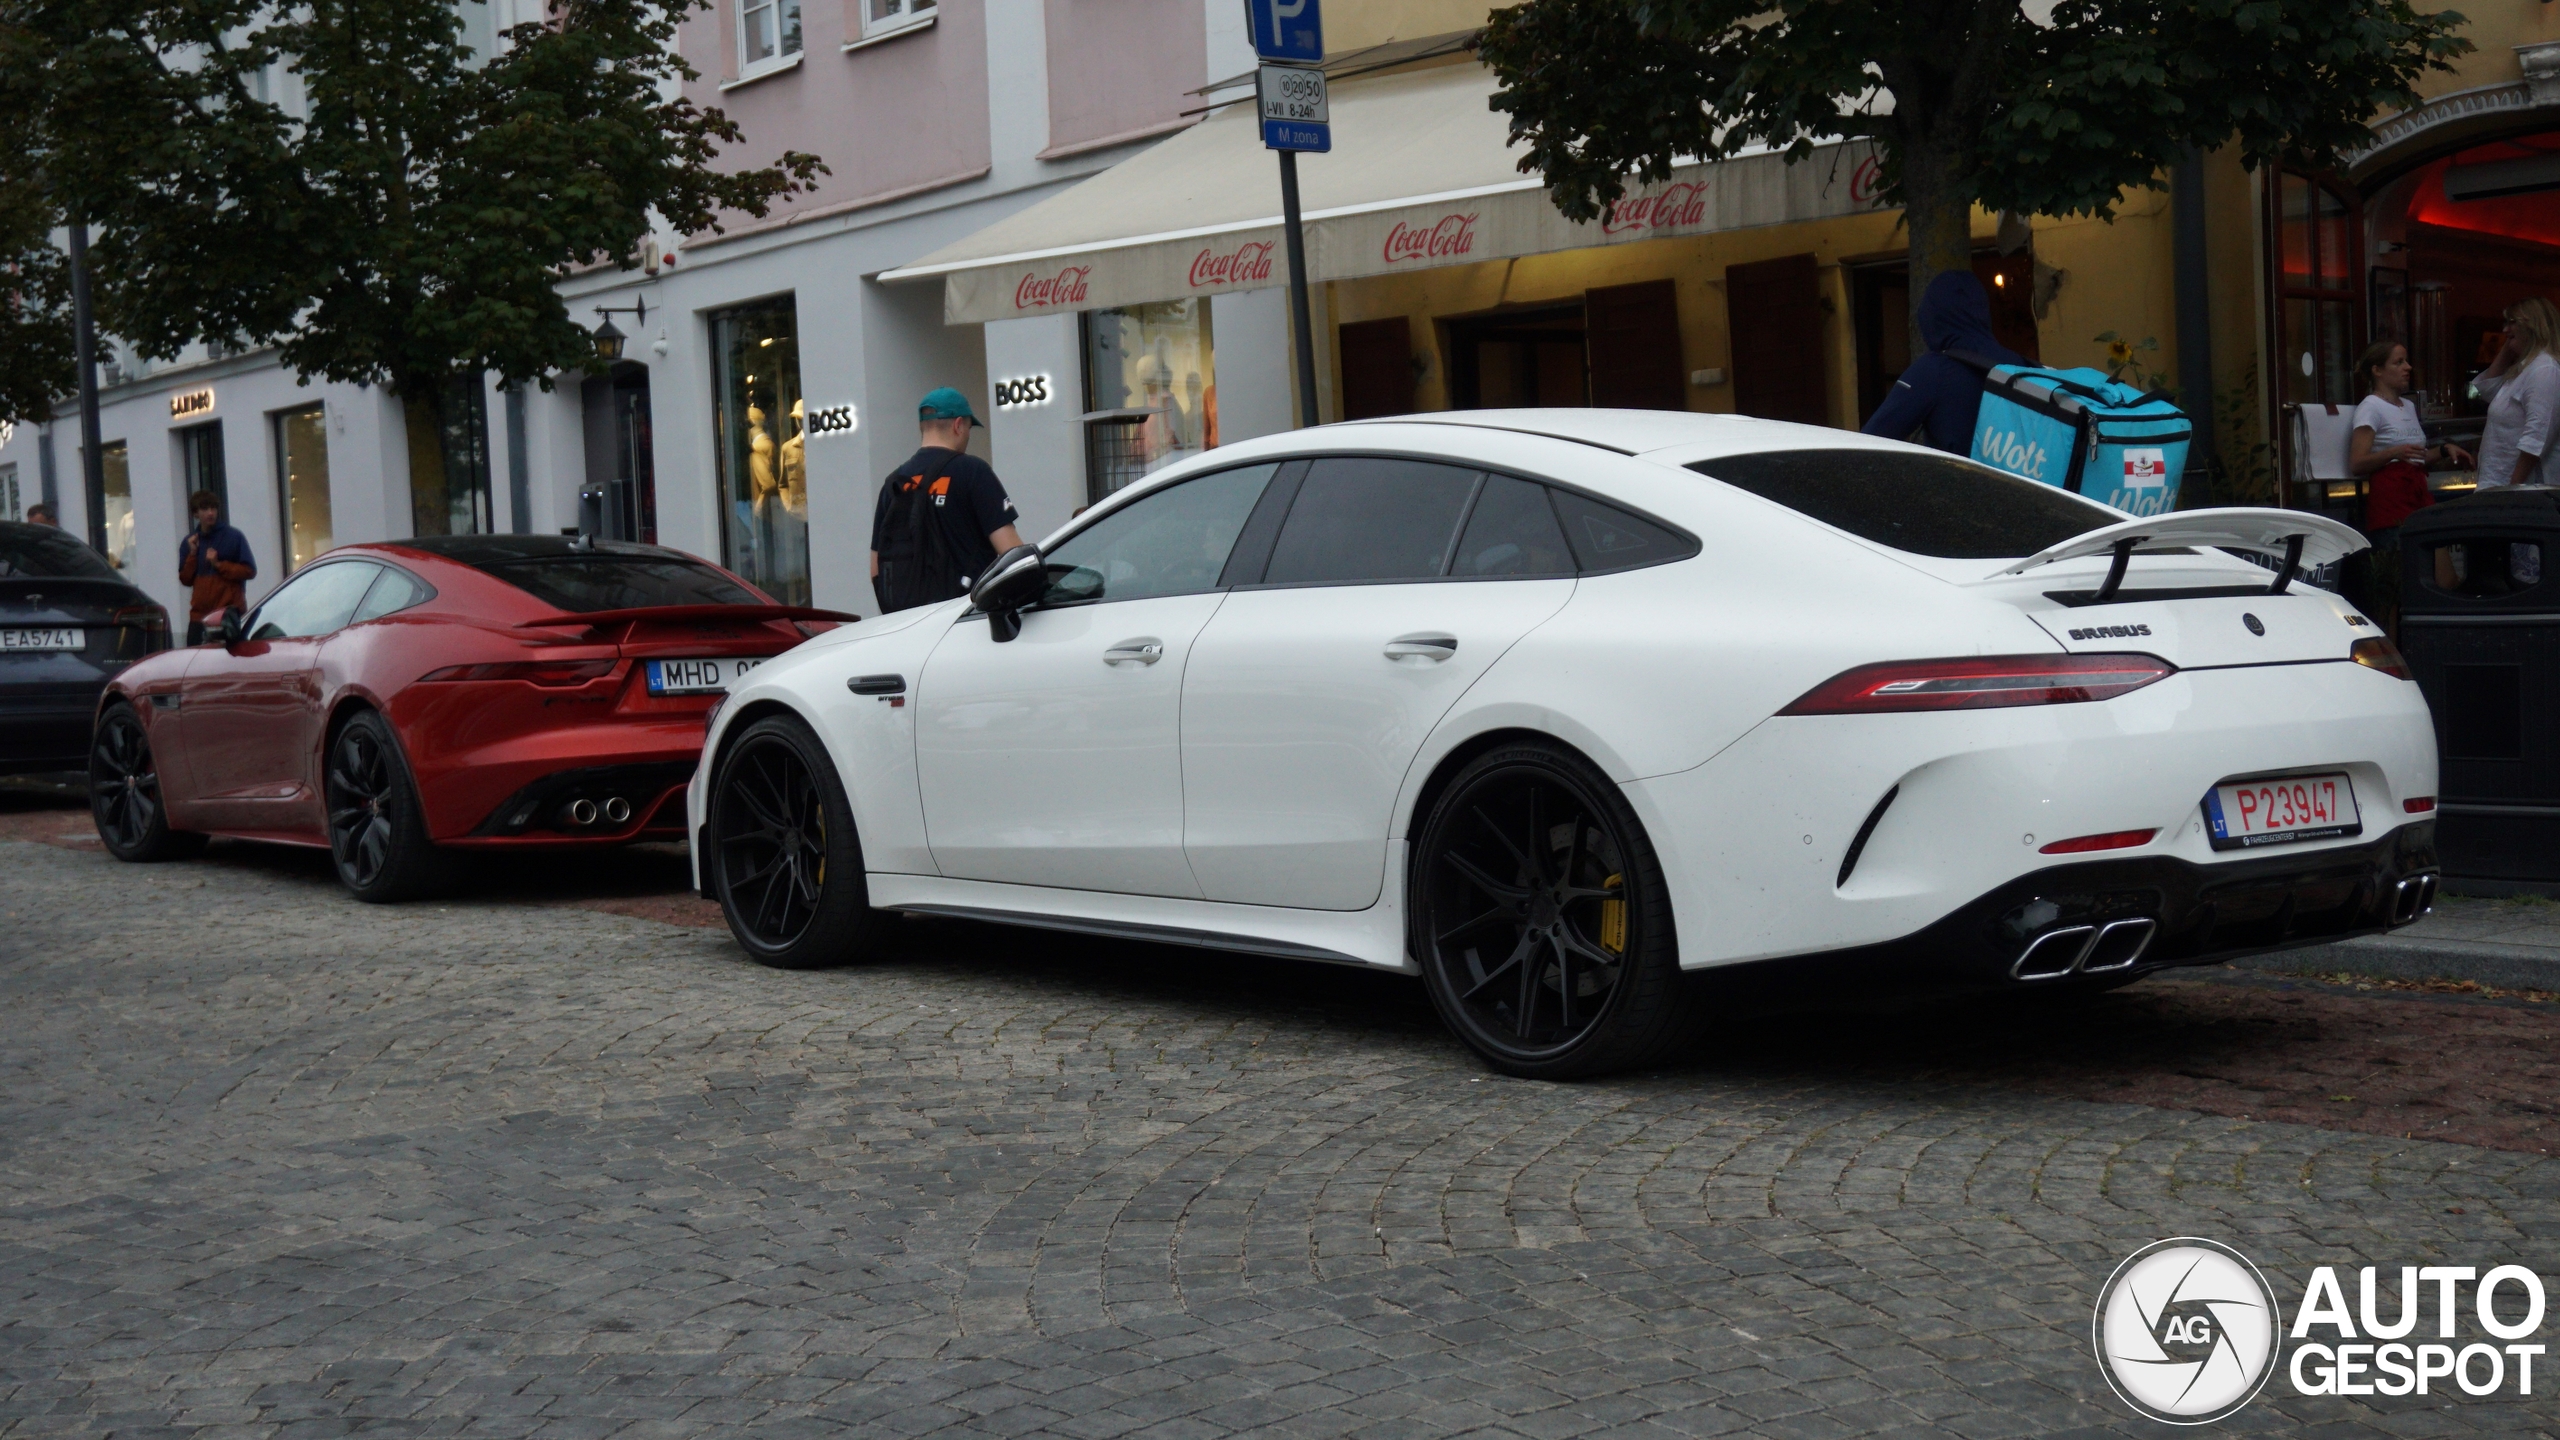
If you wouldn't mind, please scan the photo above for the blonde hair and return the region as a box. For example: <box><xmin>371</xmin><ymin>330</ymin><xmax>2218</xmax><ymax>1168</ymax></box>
<box><xmin>2508</xmin><ymin>297</ymin><xmax>2560</xmax><ymax>366</ymax></box>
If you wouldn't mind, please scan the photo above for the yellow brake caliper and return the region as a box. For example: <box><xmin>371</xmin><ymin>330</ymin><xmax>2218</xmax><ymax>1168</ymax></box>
<box><xmin>1599</xmin><ymin>873</ymin><xmax>1625</xmax><ymax>954</ymax></box>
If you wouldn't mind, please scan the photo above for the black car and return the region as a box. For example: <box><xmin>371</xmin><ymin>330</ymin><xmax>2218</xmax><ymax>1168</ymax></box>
<box><xmin>0</xmin><ymin>522</ymin><xmax>170</xmax><ymax>774</ymax></box>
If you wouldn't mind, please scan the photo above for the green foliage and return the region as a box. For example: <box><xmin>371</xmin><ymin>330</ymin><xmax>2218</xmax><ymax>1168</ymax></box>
<box><xmin>1480</xmin><ymin>0</ymin><xmax>2472</xmax><ymax>303</ymax></box>
<box><xmin>7</xmin><ymin>0</ymin><xmax>826</xmax><ymax>405</ymax></box>
<box><xmin>2213</xmin><ymin>361</ymin><xmax>2280</xmax><ymax>506</ymax></box>
<box><xmin>2094</xmin><ymin>330</ymin><xmax>2164</xmax><ymax>390</ymax></box>
<box><xmin>0</xmin><ymin>19</ymin><xmax>71</xmax><ymax>430</ymax></box>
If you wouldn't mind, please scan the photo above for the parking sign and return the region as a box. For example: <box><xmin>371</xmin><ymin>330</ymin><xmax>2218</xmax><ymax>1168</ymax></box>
<box><xmin>1246</xmin><ymin>0</ymin><xmax>1322</xmax><ymax>64</ymax></box>
<box><xmin>1257</xmin><ymin>64</ymin><xmax>1329</xmax><ymax>152</ymax></box>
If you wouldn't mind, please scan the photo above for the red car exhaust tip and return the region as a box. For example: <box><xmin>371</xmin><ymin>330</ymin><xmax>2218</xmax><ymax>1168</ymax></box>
<box><xmin>2038</xmin><ymin>829</ymin><xmax>2158</xmax><ymax>855</ymax></box>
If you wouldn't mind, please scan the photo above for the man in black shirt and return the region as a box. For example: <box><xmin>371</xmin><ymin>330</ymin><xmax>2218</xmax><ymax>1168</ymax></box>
<box><xmin>870</xmin><ymin>387</ymin><xmax>1026</xmax><ymax>613</ymax></box>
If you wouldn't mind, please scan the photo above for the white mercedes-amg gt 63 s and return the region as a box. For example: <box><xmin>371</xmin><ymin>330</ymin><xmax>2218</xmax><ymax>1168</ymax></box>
<box><xmin>688</xmin><ymin>410</ymin><xmax>2438</xmax><ymax>1077</ymax></box>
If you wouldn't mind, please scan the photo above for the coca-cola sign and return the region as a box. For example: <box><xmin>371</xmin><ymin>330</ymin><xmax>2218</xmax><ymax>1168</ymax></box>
<box><xmin>1382</xmin><ymin>212</ymin><xmax>1479</xmax><ymax>264</ymax></box>
<box><xmin>1849</xmin><ymin>155</ymin><xmax>1885</xmax><ymax>207</ymax></box>
<box><xmin>1014</xmin><ymin>265</ymin><xmax>1091</xmax><ymax>311</ymax></box>
<box><xmin>1603</xmin><ymin>180</ymin><xmax>1709</xmax><ymax>237</ymax></box>
<box><xmin>1188</xmin><ymin>240</ymin><xmax>1274</xmax><ymax>290</ymax></box>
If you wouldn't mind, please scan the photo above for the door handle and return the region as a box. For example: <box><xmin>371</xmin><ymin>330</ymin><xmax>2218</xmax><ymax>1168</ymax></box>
<box><xmin>1104</xmin><ymin>639</ymin><xmax>1165</xmax><ymax>666</ymax></box>
<box><xmin>1384</xmin><ymin>633</ymin><xmax>1459</xmax><ymax>662</ymax></box>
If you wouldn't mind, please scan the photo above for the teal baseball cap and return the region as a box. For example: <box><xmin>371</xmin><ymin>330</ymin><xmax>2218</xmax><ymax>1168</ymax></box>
<box><xmin>918</xmin><ymin>386</ymin><xmax>981</xmax><ymax>426</ymax></box>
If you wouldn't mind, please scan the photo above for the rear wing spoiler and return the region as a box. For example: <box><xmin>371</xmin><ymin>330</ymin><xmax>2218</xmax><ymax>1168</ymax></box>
<box><xmin>1987</xmin><ymin>509</ymin><xmax>2367</xmax><ymax>601</ymax></box>
<box><xmin>515</xmin><ymin>603</ymin><xmax>858</xmax><ymax>629</ymax></box>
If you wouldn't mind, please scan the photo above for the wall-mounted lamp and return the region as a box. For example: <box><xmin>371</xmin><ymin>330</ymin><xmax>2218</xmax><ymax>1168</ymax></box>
<box><xmin>592</xmin><ymin>297</ymin><xmax>649</xmax><ymax>362</ymax></box>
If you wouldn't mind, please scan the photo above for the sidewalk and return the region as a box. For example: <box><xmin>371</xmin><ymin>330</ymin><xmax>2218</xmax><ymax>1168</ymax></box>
<box><xmin>2242</xmin><ymin>893</ymin><xmax>2560</xmax><ymax>992</ymax></box>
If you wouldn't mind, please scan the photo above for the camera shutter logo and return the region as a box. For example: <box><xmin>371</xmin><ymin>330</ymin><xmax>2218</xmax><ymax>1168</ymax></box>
<box><xmin>2093</xmin><ymin>1238</ymin><xmax>2282</xmax><ymax>1424</ymax></box>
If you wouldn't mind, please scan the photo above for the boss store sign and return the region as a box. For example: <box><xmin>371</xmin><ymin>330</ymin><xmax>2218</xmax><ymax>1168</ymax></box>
<box><xmin>992</xmin><ymin>375</ymin><xmax>1055</xmax><ymax>411</ymax></box>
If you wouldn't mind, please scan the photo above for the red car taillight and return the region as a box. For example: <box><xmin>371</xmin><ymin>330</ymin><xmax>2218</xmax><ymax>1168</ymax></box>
<box><xmin>420</xmin><ymin>659</ymin><xmax>617</xmax><ymax>686</ymax></box>
<box><xmin>1779</xmin><ymin>653</ymin><xmax>2175</xmax><ymax>715</ymax></box>
<box><xmin>2350</xmin><ymin>636</ymin><xmax>2413</xmax><ymax>680</ymax></box>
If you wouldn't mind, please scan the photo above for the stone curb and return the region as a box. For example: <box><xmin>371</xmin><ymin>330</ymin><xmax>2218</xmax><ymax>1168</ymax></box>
<box><xmin>2236</xmin><ymin>932</ymin><xmax>2560</xmax><ymax>992</ymax></box>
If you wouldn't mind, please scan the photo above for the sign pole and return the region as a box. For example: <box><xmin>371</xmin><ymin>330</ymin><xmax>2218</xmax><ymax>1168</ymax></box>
<box><xmin>1278</xmin><ymin>150</ymin><xmax>1319</xmax><ymax>430</ymax></box>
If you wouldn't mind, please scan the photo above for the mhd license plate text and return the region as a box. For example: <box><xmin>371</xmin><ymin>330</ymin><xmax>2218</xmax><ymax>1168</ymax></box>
<box><xmin>648</xmin><ymin>657</ymin><xmax>762</xmax><ymax>695</ymax></box>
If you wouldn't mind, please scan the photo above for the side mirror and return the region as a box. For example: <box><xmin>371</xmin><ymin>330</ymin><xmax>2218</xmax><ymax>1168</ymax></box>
<box><xmin>970</xmin><ymin>544</ymin><xmax>1046</xmax><ymax>643</ymax></box>
<box><xmin>218</xmin><ymin>606</ymin><xmax>247</xmax><ymax>649</ymax></box>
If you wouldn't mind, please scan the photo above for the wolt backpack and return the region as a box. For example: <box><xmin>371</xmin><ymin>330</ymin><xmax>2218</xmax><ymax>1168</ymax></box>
<box><xmin>875</xmin><ymin>452</ymin><xmax>967</xmax><ymax>612</ymax></box>
<box><xmin>1953</xmin><ymin>353</ymin><xmax>2193</xmax><ymax>517</ymax></box>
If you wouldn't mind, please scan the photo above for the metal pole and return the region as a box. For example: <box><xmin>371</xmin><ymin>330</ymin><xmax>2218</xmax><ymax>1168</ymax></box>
<box><xmin>2171</xmin><ymin>149</ymin><xmax>2218</xmax><ymax>482</ymax></box>
<box><xmin>67</xmin><ymin>220</ymin><xmax>103</xmax><ymax>537</ymax></box>
<box><xmin>1279</xmin><ymin>149</ymin><xmax>1319</xmax><ymax>429</ymax></box>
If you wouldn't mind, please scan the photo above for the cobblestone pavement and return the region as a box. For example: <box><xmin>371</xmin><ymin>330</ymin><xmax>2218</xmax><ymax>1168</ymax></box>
<box><xmin>2</xmin><ymin>810</ymin><xmax>2556</xmax><ymax>1438</ymax></box>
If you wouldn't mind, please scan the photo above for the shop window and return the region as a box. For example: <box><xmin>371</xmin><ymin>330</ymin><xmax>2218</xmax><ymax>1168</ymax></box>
<box><xmin>2275</xmin><ymin>171</ymin><xmax>2360</xmax><ymax>406</ymax></box>
<box><xmin>739</xmin><ymin>0</ymin><xmax>802</xmax><ymax>73</ymax></box>
<box><xmin>178</xmin><ymin>420</ymin><xmax>226</xmax><ymax>522</ymax></box>
<box><xmin>1726</xmin><ymin>253</ymin><xmax>1829</xmax><ymax>426</ymax></box>
<box><xmin>710</xmin><ymin>297</ymin><xmax>809</xmax><ymax>605</ymax></box>
<box><xmin>86</xmin><ymin>440</ymin><xmax>133</xmax><ymax>571</ymax></box>
<box><xmin>1587</xmin><ymin>279</ymin><xmax>1685</xmax><ymax>411</ymax></box>
<box><xmin>861</xmin><ymin>0</ymin><xmax>934</xmax><ymax>41</ymax></box>
<box><xmin>413</xmin><ymin>375</ymin><xmax>492</xmax><ymax>538</ymax></box>
<box><xmin>272</xmin><ymin>406</ymin><xmax>333</xmax><ymax>572</ymax></box>
<box><xmin>1083</xmin><ymin>298</ymin><xmax>1215</xmax><ymax>504</ymax></box>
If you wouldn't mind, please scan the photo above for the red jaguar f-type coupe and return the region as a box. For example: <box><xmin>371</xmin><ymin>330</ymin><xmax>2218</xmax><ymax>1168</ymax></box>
<box><xmin>89</xmin><ymin>535</ymin><xmax>846</xmax><ymax>900</ymax></box>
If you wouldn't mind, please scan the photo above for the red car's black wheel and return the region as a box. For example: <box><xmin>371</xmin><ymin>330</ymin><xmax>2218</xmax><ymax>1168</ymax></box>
<box><xmin>89</xmin><ymin>704</ymin><xmax>205</xmax><ymax>862</ymax></box>
<box><xmin>711</xmin><ymin>714</ymin><xmax>885</xmax><ymax>969</ymax></box>
<box><xmin>324</xmin><ymin>710</ymin><xmax>452</xmax><ymax>903</ymax></box>
<box><xmin>1412</xmin><ymin>741</ymin><xmax>1698</xmax><ymax>1079</ymax></box>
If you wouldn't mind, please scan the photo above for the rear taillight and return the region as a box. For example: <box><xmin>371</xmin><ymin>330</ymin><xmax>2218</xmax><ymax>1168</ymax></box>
<box><xmin>110</xmin><ymin>605</ymin><xmax>170</xmax><ymax>657</ymax></box>
<box><xmin>1779</xmin><ymin>653</ymin><xmax>2175</xmax><ymax>715</ymax></box>
<box><xmin>2350</xmin><ymin>636</ymin><xmax>2413</xmax><ymax>680</ymax></box>
<box><xmin>420</xmin><ymin>659</ymin><xmax>617</xmax><ymax>686</ymax></box>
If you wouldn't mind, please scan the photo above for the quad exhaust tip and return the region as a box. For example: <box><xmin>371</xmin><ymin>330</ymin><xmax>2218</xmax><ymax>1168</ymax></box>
<box><xmin>2011</xmin><ymin>916</ymin><xmax>2157</xmax><ymax>981</ymax></box>
<box><xmin>2389</xmin><ymin>872</ymin><xmax>2438</xmax><ymax>926</ymax></box>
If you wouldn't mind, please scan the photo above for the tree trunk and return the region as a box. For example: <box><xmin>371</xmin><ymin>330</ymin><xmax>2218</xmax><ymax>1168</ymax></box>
<box><xmin>1898</xmin><ymin>139</ymin><xmax>1976</xmax><ymax>344</ymax></box>
<box><xmin>401</xmin><ymin>387</ymin><xmax>450</xmax><ymax>538</ymax></box>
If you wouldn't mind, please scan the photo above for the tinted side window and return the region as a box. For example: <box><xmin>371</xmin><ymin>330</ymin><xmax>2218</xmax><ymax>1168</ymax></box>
<box><xmin>1452</xmin><ymin>476</ymin><xmax>1574</xmax><ymax>578</ymax></box>
<box><xmin>0</xmin><ymin>526</ymin><xmax>116</xmax><ymax>578</ymax></box>
<box><xmin>1551</xmin><ymin>491</ymin><xmax>1697</xmax><ymax>574</ymax></box>
<box><xmin>351</xmin><ymin>566</ymin><xmax>435</xmax><ymax>623</ymax></box>
<box><xmin>249</xmin><ymin>561</ymin><xmax>382</xmax><ymax>640</ymax></box>
<box><xmin>483</xmin><ymin>557</ymin><xmax>760</xmax><ymax>612</ymax></box>
<box><xmin>1690</xmin><ymin>448</ymin><xmax>2118</xmax><ymax>559</ymax></box>
<box><xmin>1262</xmin><ymin>457</ymin><xmax>1479</xmax><ymax>585</ymax></box>
<box><xmin>1042</xmin><ymin>464</ymin><xmax>1276</xmax><ymax>606</ymax></box>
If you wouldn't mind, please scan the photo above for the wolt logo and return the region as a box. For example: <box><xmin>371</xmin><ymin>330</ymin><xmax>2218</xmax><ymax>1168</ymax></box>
<box><xmin>2124</xmin><ymin>448</ymin><xmax>2168</xmax><ymax>488</ymax></box>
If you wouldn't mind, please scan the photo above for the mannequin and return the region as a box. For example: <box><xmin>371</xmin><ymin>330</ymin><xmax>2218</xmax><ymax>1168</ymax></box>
<box><xmin>779</xmin><ymin>398</ymin><xmax>808</xmax><ymax>515</ymax></box>
<box><xmin>746</xmin><ymin>404</ymin><xmax>779</xmax><ymax>504</ymax></box>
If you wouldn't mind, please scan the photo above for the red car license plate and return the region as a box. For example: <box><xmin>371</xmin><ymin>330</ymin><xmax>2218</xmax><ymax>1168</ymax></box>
<box><xmin>2202</xmin><ymin>773</ymin><xmax>2361</xmax><ymax>851</ymax></box>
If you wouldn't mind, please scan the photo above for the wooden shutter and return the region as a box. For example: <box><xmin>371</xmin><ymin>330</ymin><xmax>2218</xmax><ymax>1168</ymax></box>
<box><xmin>1337</xmin><ymin>318</ymin><xmax>1415</xmax><ymax>420</ymax></box>
<box><xmin>1585</xmin><ymin>279</ymin><xmax>1685</xmax><ymax>410</ymax></box>
<box><xmin>1725</xmin><ymin>253</ymin><xmax>1830</xmax><ymax>425</ymax></box>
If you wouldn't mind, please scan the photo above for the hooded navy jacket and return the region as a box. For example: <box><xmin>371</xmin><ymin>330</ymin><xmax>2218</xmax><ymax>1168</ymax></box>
<box><xmin>1860</xmin><ymin>271</ymin><xmax>2026</xmax><ymax>454</ymax></box>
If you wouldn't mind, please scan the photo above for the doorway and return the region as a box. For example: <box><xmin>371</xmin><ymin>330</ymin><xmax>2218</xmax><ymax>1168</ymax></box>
<box><xmin>1445</xmin><ymin>304</ymin><xmax>1588</xmax><ymax>409</ymax></box>
<box><xmin>1849</xmin><ymin>250</ymin><xmax>2041</xmax><ymax>426</ymax></box>
<box><xmin>610</xmin><ymin>363</ymin><xmax>657</xmax><ymax>545</ymax></box>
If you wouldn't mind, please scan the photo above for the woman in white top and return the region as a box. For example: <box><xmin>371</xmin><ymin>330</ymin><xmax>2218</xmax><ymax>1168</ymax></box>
<box><xmin>2350</xmin><ymin>339</ymin><xmax>2472</xmax><ymax>538</ymax></box>
<box><xmin>2472</xmin><ymin>296</ymin><xmax>2560</xmax><ymax>489</ymax></box>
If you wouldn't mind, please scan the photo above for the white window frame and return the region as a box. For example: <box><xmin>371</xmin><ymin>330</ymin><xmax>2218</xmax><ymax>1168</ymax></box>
<box><xmin>855</xmin><ymin>0</ymin><xmax>935</xmax><ymax>44</ymax></box>
<box><xmin>736</xmin><ymin>0</ymin><xmax>803</xmax><ymax>80</ymax></box>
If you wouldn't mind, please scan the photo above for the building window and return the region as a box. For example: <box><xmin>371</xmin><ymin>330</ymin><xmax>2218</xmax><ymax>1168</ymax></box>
<box><xmin>710</xmin><ymin>297</ymin><xmax>809</xmax><ymax>605</ymax></box>
<box><xmin>0</xmin><ymin>463</ymin><xmax>17</xmax><ymax>522</ymax></box>
<box><xmin>88</xmin><ymin>440</ymin><xmax>134</xmax><ymax>570</ymax></box>
<box><xmin>178</xmin><ymin>420</ymin><xmax>227</xmax><ymax>522</ymax></box>
<box><xmin>740</xmin><ymin>0</ymin><xmax>803</xmax><ymax>72</ymax></box>
<box><xmin>1082</xmin><ymin>298</ymin><xmax>1215</xmax><ymax>504</ymax></box>
<box><xmin>412</xmin><ymin>375</ymin><xmax>493</xmax><ymax>537</ymax></box>
<box><xmin>2275</xmin><ymin>170</ymin><xmax>2360</xmax><ymax>407</ymax></box>
<box><xmin>861</xmin><ymin>0</ymin><xmax>934</xmax><ymax>41</ymax></box>
<box><xmin>273</xmin><ymin>405</ymin><xmax>333</xmax><ymax>572</ymax></box>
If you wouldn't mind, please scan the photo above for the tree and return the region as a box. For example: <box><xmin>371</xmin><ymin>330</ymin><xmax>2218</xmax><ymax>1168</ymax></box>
<box><xmin>9</xmin><ymin>0</ymin><xmax>824</xmax><ymax>531</ymax></box>
<box><xmin>0</xmin><ymin>20</ymin><xmax>71</xmax><ymax>431</ymax></box>
<box><xmin>1480</xmin><ymin>0</ymin><xmax>2472</xmax><ymax>333</ymax></box>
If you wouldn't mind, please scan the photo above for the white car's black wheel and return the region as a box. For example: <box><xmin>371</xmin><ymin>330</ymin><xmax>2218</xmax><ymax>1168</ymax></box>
<box><xmin>325</xmin><ymin>710</ymin><xmax>453</xmax><ymax>903</ymax></box>
<box><xmin>710</xmin><ymin>714</ymin><xmax>886</xmax><ymax>969</ymax></box>
<box><xmin>1413</xmin><ymin>741</ymin><xmax>1697</xmax><ymax>1078</ymax></box>
<box><xmin>89</xmin><ymin>703</ymin><xmax>207</xmax><ymax>862</ymax></box>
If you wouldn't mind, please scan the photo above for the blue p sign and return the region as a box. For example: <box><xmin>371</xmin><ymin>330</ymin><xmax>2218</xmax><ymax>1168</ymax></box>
<box><xmin>1247</xmin><ymin>0</ymin><xmax>1323</xmax><ymax>64</ymax></box>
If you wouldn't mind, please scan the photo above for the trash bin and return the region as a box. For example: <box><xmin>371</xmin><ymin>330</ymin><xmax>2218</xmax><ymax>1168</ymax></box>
<box><xmin>2398</xmin><ymin>486</ymin><xmax>2560</xmax><ymax>889</ymax></box>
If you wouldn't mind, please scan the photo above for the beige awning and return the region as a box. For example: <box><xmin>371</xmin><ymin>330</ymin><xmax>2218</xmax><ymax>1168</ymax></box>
<box><xmin>880</xmin><ymin>62</ymin><xmax>1888</xmax><ymax>325</ymax></box>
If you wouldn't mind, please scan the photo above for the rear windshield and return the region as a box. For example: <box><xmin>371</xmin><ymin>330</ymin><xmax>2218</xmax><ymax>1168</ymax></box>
<box><xmin>0</xmin><ymin>526</ymin><xmax>116</xmax><ymax>579</ymax></box>
<box><xmin>1687</xmin><ymin>449</ymin><xmax>2120</xmax><ymax>559</ymax></box>
<box><xmin>476</xmin><ymin>556</ymin><xmax>763</xmax><ymax>613</ymax></box>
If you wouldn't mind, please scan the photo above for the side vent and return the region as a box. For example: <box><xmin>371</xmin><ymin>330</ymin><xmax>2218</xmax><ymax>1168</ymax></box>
<box><xmin>1836</xmin><ymin>785</ymin><xmax>1900</xmax><ymax>888</ymax></box>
